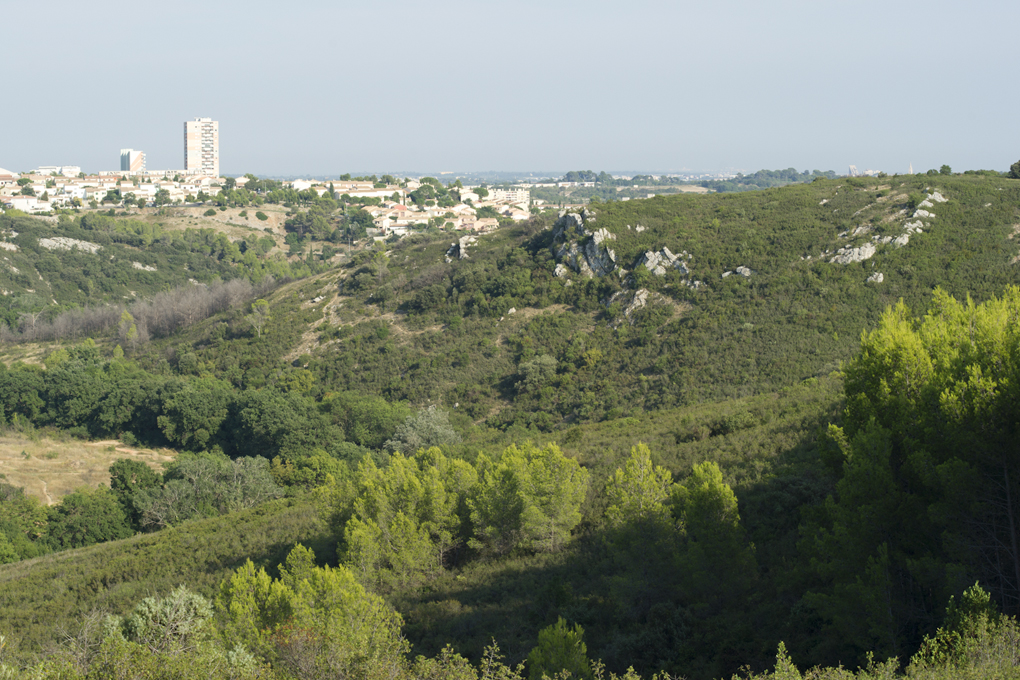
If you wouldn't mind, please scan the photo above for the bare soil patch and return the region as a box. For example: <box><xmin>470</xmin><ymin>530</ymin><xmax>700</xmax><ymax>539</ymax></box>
<box><xmin>0</xmin><ymin>434</ymin><xmax>175</xmax><ymax>505</ymax></box>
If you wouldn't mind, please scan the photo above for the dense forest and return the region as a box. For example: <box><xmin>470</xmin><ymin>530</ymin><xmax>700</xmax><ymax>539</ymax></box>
<box><xmin>2</xmin><ymin>171</ymin><xmax>1020</xmax><ymax>679</ymax></box>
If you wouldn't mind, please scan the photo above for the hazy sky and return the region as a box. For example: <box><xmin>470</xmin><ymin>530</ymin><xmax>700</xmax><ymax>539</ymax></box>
<box><xmin>2</xmin><ymin>0</ymin><xmax>1017</xmax><ymax>176</ymax></box>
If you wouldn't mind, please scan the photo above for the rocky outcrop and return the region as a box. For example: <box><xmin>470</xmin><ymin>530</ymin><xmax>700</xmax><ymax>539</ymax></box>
<box><xmin>445</xmin><ymin>235</ymin><xmax>477</xmax><ymax>261</ymax></box>
<box><xmin>637</xmin><ymin>247</ymin><xmax>691</xmax><ymax>276</ymax></box>
<box><xmin>604</xmin><ymin>288</ymin><xmax>650</xmax><ymax>324</ymax></box>
<box><xmin>867</xmin><ymin>272</ymin><xmax>884</xmax><ymax>284</ymax></box>
<box><xmin>38</xmin><ymin>237</ymin><xmax>101</xmax><ymax>254</ymax></box>
<box><xmin>830</xmin><ymin>242</ymin><xmax>877</xmax><ymax>264</ymax></box>
<box><xmin>722</xmin><ymin>266</ymin><xmax>753</xmax><ymax>278</ymax></box>
<box><xmin>552</xmin><ymin>211</ymin><xmax>617</xmax><ymax>278</ymax></box>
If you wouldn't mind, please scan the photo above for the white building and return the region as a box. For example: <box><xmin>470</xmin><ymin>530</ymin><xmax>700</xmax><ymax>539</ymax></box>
<box><xmin>120</xmin><ymin>149</ymin><xmax>146</xmax><ymax>174</ymax></box>
<box><xmin>184</xmin><ymin>118</ymin><xmax>219</xmax><ymax>177</ymax></box>
<box><xmin>490</xmin><ymin>188</ymin><xmax>530</xmax><ymax>204</ymax></box>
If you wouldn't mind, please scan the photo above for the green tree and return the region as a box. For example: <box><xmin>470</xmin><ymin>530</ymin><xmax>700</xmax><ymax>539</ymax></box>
<box><xmin>109</xmin><ymin>459</ymin><xmax>161</xmax><ymax>530</ymax></box>
<box><xmin>383</xmin><ymin>405</ymin><xmax>460</xmax><ymax>454</ymax></box>
<box><xmin>605</xmin><ymin>442</ymin><xmax>673</xmax><ymax>528</ymax></box>
<box><xmin>47</xmin><ymin>486</ymin><xmax>133</xmax><ymax>549</ymax></box>
<box><xmin>111</xmin><ymin>586</ymin><xmax>215</xmax><ymax>656</ymax></box>
<box><xmin>469</xmin><ymin>443</ymin><xmax>589</xmax><ymax>555</ymax></box>
<box><xmin>1010</xmin><ymin>160</ymin><xmax>1020</xmax><ymax>179</ymax></box>
<box><xmin>802</xmin><ymin>288</ymin><xmax>1020</xmax><ymax>662</ymax></box>
<box><xmin>218</xmin><ymin>545</ymin><xmax>408</xmax><ymax>678</ymax></box>
<box><xmin>940</xmin><ymin>164</ymin><xmax>952</xmax><ymax>175</ymax></box>
<box><xmin>341</xmin><ymin>448</ymin><xmax>476</xmax><ymax>590</ymax></box>
<box><xmin>527</xmin><ymin>617</ymin><xmax>592</xmax><ymax>680</ymax></box>
<box><xmin>671</xmin><ymin>461</ymin><xmax>757</xmax><ymax>603</ymax></box>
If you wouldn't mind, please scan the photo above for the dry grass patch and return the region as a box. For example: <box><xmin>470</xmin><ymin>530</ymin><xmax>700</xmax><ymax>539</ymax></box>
<box><xmin>0</xmin><ymin>434</ymin><xmax>175</xmax><ymax>505</ymax></box>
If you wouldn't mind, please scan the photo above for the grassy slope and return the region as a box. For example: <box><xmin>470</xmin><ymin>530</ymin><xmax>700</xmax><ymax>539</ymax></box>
<box><xmin>0</xmin><ymin>432</ymin><xmax>173</xmax><ymax>504</ymax></box>
<box><xmin>0</xmin><ymin>494</ymin><xmax>329</xmax><ymax>657</ymax></box>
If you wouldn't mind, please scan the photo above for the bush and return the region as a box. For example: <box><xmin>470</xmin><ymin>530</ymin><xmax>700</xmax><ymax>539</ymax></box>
<box><xmin>255</xmin><ymin>211</ymin><xmax>269</xmax><ymax>221</ymax></box>
<box><xmin>203</xmin><ymin>209</ymin><xmax>216</xmax><ymax>217</ymax></box>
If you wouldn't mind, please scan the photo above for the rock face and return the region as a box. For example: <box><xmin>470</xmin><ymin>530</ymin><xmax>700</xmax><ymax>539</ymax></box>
<box><xmin>604</xmin><ymin>288</ymin><xmax>650</xmax><ymax>324</ymax></box>
<box><xmin>550</xmin><ymin>210</ymin><xmax>702</xmax><ymax>289</ymax></box>
<box><xmin>446</xmin><ymin>235</ymin><xmax>476</xmax><ymax>261</ymax></box>
<box><xmin>637</xmin><ymin>247</ymin><xmax>690</xmax><ymax>276</ymax></box>
<box><xmin>552</xmin><ymin>210</ymin><xmax>617</xmax><ymax>277</ymax></box>
<box><xmin>867</xmin><ymin>272</ymin><xmax>884</xmax><ymax>284</ymax></box>
<box><xmin>38</xmin><ymin>237</ymin><xmax>101</xmax><ymax>254</ymax></box>
<box><xmin>830</xmin><ymin>242</ymin><xmax>877</xmax><ymax>264</ymax></box>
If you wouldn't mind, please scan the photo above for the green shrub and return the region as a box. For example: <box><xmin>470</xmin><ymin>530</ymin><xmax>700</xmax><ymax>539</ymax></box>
<box><xmin>203</xmin><ymin>209</ymin><xmax>216</xmax><ymax>217</ymax></box>
<box><xmin>256</xmin><ymin>211</ymin><xmax>268</xmax><ymax>221</ymax></box>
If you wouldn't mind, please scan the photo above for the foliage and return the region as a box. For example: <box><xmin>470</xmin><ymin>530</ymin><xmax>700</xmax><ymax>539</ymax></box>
<box><xmin>383</xmin><ymin>406</ymin><xmax>462</xmax><ymax>454</ymax></box>
<box><xmin>802</xmin><ymin>288</ymin><xmax>1020</xmax><ymax>663</ymax></box>
<box><xmin>469</xmin><ymin>443</ymin><xmax>589</xmax><ymax>555</ymax></box>
<box><xmin>135</xmin><ymin>453</ymin><xmax>283</xmax><ymax>528</ymax></box>
<box><xmin>527</xmin><ymin>617</ymin><xmax>592</xmax><ymax>680</ymax></box>
<box><xmin>46</xmin><ymin>486</ymin><xmax>133</xmax><ymax>549</ymax></box>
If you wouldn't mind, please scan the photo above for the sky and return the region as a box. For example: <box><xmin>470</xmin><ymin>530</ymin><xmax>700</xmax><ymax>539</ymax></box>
<box><xmin>2</xmin><ymin>0</ymin><xmax>1017</xmax><ymax>177</ymax></box>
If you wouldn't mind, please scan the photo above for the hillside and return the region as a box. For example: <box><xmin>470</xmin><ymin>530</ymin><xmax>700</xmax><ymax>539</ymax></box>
<box><xmin>0</xmin><ymin>172</ymin><xmax>1019</xmax><ymax>679</ymax></box>
<box><xmin>129</xmin><ymin>173</ymin><xmax>1020</xmax><ymax>432</ymax></box>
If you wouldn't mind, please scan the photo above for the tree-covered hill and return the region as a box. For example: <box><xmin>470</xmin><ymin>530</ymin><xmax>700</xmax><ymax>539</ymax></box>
<box><xmin>126</xmin><ymin>173</ymin><xmax>1019</xmax><ymax>433</ymax></box>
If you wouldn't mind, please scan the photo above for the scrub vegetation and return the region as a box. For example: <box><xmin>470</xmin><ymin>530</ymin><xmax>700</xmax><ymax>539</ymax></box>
<box><xmin>2</xmin><ymin>171</ymin><xmax>1020</xmax><ymax>679</ymax></box>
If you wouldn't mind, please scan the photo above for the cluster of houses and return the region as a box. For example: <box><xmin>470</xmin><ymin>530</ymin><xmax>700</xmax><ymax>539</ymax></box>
<box><xmin>0</xmin><ymin>168</ymin><xmax>536</xmax><ymax>236</ymax></box>
<box><xmin>0</xmin><ymin>166</ymin><xmax>223</xmax><ymax>214</ymax></box>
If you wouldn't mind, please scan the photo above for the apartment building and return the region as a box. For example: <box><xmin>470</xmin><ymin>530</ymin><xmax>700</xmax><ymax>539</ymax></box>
<box><xmin>120</xmin><ymin>149</ymin><xmax>146</xmax><ymax>174</ymax></box>
<box><xmin>184</xmin><ymin>118</ymin><xmax>219</xmax><ymax>177</ymax></box>
<box><xmin>489</xmin><ymin>188</ymin><xmax>530</xmax><ymax>204</ymax></box>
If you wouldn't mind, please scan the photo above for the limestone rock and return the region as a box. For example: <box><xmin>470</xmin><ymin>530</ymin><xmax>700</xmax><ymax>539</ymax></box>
<box><xmin>604</xmin><ymin>288</ymin><xmax>650</xmax><ymax>324</ymax></box>
<box><xmin>830</xmin><ymin>242</ymin><xmax>877</xmax><ymax>264</ymax></box>
<box><xmin>867</xmin><ymin>272</ymin><xmax>884</xmax><ymax>284</ymax></box>
<box><xmin>446</xmin><ymin>235</ymin><xmax>476</xmax><ymax>261</ymax></box>
<box><xmin>636</xmin><ymin>247</ymin><xmax>690</xmax><ymax>276</ymax></box>
<box><xmin>913</xmin><ymin>209</ymin><xmax>934</xmax><ymax>218</ymax></box>
<box><xmin>735</xmin><ymin>266</ymin><xmax>753</xmax><ymax>277</ymax></box>
<box><xmin>553</xmin><ymin>263</ymin><xmax>570</xmax><ymax>277</ymax></box>
<box><xmin>38</xmin><ymin>237</ymin><xmax>101</xmax><ymax>254</ymax></box>
<box><xmin>929</xmin><ymin>191</ymin><xmax>948</xmax><ymax>203</ymax></box>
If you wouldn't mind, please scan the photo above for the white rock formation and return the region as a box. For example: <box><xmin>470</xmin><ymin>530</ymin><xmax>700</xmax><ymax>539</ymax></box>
<box><xmin>446</xmin><ymin>235</ymin><xmax>477</xmax><ymax>261</ymax></box>
<box><xmin>132</xmin><ymin>262</ymin><xmax>157</xmax><ymax>272</ymax></box>
<box><xmin>867</xmin><ymin>272</ymin><xmax>884</xmax><ymax>283</ymax></box>
<box><xmin>830</xmin><ymin>242</ymin><xmax>877</xmax><ymax>264</ymax></box>
<box><xmin>38</xmin><ymin>237</ymin><xmax>101</xmax><ymax>253</ymax></box>
<box><xmin>638</xmin><ymin>247</ymin><xmax>689</xmax><ymax>276</ymax></box>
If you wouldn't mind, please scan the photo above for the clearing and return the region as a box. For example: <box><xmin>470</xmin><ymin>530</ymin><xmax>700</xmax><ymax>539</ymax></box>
<box><xmin>0</xmin><ymin>433</ymin><xmax>175</xmax><ymax>505</ymax></box>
